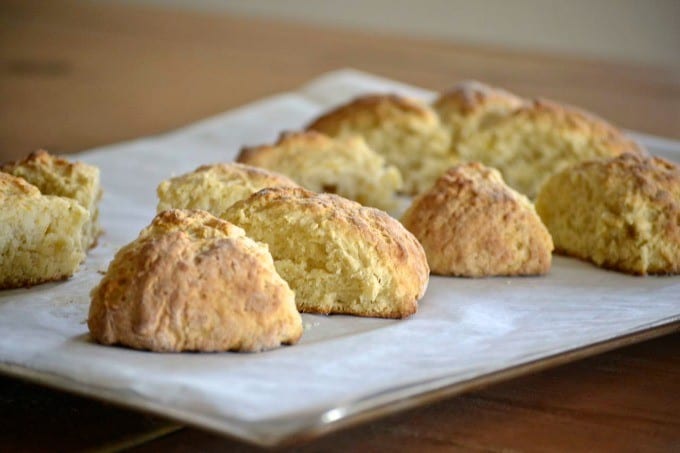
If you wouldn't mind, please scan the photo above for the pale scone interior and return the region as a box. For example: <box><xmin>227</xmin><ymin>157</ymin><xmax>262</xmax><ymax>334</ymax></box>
<box><xmin>456</xmin><ymin>99</ymin><xmax>643</xmax><ymax>198</ymax></box>
<box><xmin>0</xmin><ymin>172</ymin><xmax>88</xmax><ymax>289</ymax></box>
<box><xmin>237</xmin><ymin>131</ymin><xmax>403</xmax><ymax>212</ymax></box>
<box><xmin>222</xmin><ymin>188</ymin><xmax>428</xmax><ymax>318</ymax></box>
<box><xmin>1</xmin><ymin>149</ymin><xmax>101</xmax><ymax>249</ymax></box>
<box><xmin>307</xmin><ymin>94</ymin><xmax>455</xmax><ymax>195</ymax></box>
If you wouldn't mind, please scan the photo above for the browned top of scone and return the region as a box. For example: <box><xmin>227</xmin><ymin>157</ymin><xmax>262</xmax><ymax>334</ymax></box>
<box><xmin>402</xmin><ymin>162</ymin><xmax>553</xmax><ymax>276</ymax></box>
<box><xmin>156</xmin><ymin>162</ymin><xmax>301</xmax><ymax>216</ymax></box>
<box><xmin>143</xmin><ymin>208</ymin><xmax>246</xmax><ymax>239</ymax></box>
<box><xmin>237</xmin><ymin>130</ymin><xmax>332</xmax><ymax>165</ymax></box>
<box><xmin>425</xmin><ymin>162</ymin><xmax>527</xmax><ymax>203</ymax></box>
<box><xmin>514</xmin><ymin>99</ymin><xmax>644</xmax><ymax>154</ymax></box>
<box><xmin>88</xmin><ymin>209</ymin><xmax>302</xmax><ymax>352</ymax></box>
<box><xmin>0</xmin><ymin>172</ymin><xmax>40</xmax><ymax>198</ymax></box>
<box><xmin>2</xmin><ymin>149</ymin><xmax>85</xmax><ymax>178</ymax></box>
<box><xmin>307</xmin><ymin>94</ymin><xmax>438</xmax><ymax>133</ymax></box>
<box><xmin>191</xmin><ymin>162</ymin><xmax>298</xmax><ymax>185</ymax></box>
<box><xmin>1</xmin><ymin>148</ymin><xmax>101</xmax><ymax>212</ymax></box>
<box><xmin>433</xmin><ymin>80</ymin><xmax>524</xmax><ymax>115</ymax></box>
<box><xmin>567</xmin><ymin>153</ymin><xmax>680</xmax><ymax>214</ymax></box>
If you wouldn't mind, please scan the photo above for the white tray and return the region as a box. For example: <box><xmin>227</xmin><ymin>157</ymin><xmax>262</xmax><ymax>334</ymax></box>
<box><xmin>1</xmin><ymin>69</ymin><xmax>678</xmax><ymax>447</ymax></box>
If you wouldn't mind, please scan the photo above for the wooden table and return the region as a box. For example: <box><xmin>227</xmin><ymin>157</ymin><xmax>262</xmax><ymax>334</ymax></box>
<box><xmin>1</xmin><ymin>1</ymin><xmax>679</xmax><ymax>451</ymax></box>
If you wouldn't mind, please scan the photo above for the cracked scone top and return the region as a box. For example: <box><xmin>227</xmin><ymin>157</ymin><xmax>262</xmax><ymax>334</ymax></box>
<box><xmin>535</xmin><ymin>153</ymin><xmax>680</xmax><ymax>275</ymax></box>
<box><xmin>402</xmin><ymin>163</ymin><xmax>553</xmax><ymax>277</ymax></box>
<box><xmin>456</xmin><ymin>98</ymin><xmax>644</xmax><ymax>198</ymax></box>
<box><xmin>0</xmin><ymin>172</ymin><xmax>88</xmax><ymax>289</ymax></box>
<box><xmin>222</xmin><ymin>187</ymin><xmax>429</xmax><ymax>318</ymax></box>
<box><xmin>237</xmin><ymin>131</ymin><xmax>403</xmax><ymax>212</ymax></box>
<box><xmin>157</xmin><ymin>162</ymin><xmax>299</xmax><ymax>217</ymax></box>
<box><xmin>307</xmin><ymin>94</ymin><xmax>454</xmax><ymax>195</ymax></box>
<box><xmin>1</xmin><ymin>149</ymin><xmax>102</xmax><ymax>249</ymax></box>
<box><xmin>88</xmin><ymin>209</ymin><xmax>302</xmax><ymax>352</ymax></box>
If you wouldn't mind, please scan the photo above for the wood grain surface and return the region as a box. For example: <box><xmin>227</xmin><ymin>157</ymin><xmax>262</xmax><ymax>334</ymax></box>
<box><xmin>1</xmin><ymin>0</ymin><xmax>679</xmax><ymax>451</ymax></box>
<box><xmin>1</xmin><ymin>0</ymin><xmax>679</xmax><ymax>163</ymax></box>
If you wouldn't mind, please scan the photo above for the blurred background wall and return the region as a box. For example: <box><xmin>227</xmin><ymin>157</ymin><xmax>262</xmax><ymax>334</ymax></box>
<box><xmin>103</xmin><ymin>0</ymin><xmax>680</xmax><ymax>68</ymax></box>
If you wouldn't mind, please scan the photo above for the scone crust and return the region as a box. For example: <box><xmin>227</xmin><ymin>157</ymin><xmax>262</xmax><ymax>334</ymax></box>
<box><xmin>307</xmin><ymin>94</ymin><xmax>437</xmax><ymax>132</ymax></box>
<box><xmin>516</xmin><ymin>99</ymin><xmax>643</xmax><ymax>155</ymax></box>
<box><xmin>237</xmin><ymin>130</ymin><xmax>341</xmax><ymax>167</ymax></box>
<box><xmin>0</xmin><ymin>171</ymin><xmax>41</xmax><ymax>197</ymax></box>
<box><xmin>456</xmin><ymin>98</ymin><xmax>645</xmax><ymax>198</ymax></box>
<box><xmin>88</xmin><ymin>209</ymin><xmax>302</xmax><ymax>352</ymax></box>
<box><xmin>156</xmin><ymin>162</ymin><xmax>299</xmax><ymax>215</ymax></box>
<box><xmin>237</xmin><ymin>131</ymin><xmax>403</xmax><ymax>211</ymax></box>
<box><xmin>307</xmin><ymin>94</ymin><xmax>454</xmax><ymax>195</ymax></box>
<box><xmin>433</xmin><ymin>80</ymin><xmax>524</xmax><ymax>118</ymax></box>
<box><xmin>1</xmin><ymin>149</ymin><xmax>102</xmax><ymax>248</ymax></box>
<box><xmin>433</xmin><ymin>80</ymin><xmax>524</xmax><ymax>146</ymax></box>
<box><xmin>223</xmin><ymin>187</ymin><xmax>429</xmax><ymax>318</ymax></box>
<box><xmin>0</xmin><ymin>149</ymin><xmax>100</xmax><ymax>205</ymax></box>
<box><xmin>402</xmin><ymin>163</ymin><xmax>553</xmax><ymax>277</ymax></box>
<box><xmin>536</xmin><ymin>153</ymin><xmax>680</xmax><ymax>275</ymax></box>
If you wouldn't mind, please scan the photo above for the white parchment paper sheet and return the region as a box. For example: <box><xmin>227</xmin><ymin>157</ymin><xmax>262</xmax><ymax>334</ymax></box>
<box><xmin>1</xmin><ymin>69</ymin><xmax>678</xmax><ymax>442</ymax></box>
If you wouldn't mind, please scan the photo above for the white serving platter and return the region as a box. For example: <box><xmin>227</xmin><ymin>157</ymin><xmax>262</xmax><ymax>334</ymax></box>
<box><xmin>1</xmin><ymin>69</ymin><xmax>678</xmax><ymax>447</ymax></box>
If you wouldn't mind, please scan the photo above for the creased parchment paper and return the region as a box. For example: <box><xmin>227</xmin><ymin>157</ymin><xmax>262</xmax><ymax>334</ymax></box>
<box><xmin>1</xmin><ymin>69</ymin><xmax>678</xmax><ymax>445</ymax></box>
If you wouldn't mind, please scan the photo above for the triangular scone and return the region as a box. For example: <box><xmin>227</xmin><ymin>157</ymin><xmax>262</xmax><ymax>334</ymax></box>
<box><xmin>307</xmin><ymin>94</ymin><xmax>455</xmax><ymax>195</ymax></box>
<box><xmin>456</xmin><ymin>99</ymin><xmax>644</xmax><ymax>198</ymax></box>
<box><xmin>1</xmin><ymin>150</ymin><xmax>101</xmax><ymax>249</ymax></box>
<box><xmin>156</xmin><ymin>162</ymin><xmax>299</xmax><ymax>216</ymax></box>
<box><xmin>222</xmin><ymin>188</ymin><xmax>429</xmax><ymax>318</ymax></box>
<box><xmin>0</xmin><ymin>172</ymin><xmax>88</xmax><ymax>289</ymax></box>
<box><xmin>536</xmin><ymin>153</ymin><xmax>680</xmax><ymax>275</ymax></box>
<box><xmin>238</xmin><ymin>131</ymin><xmax>403</xmax><ymax>212</ymax></box>
<box><xmin>89</xmin><ymin>209</ymin><xmax>302</xmax><ymax>352</ymax></box>
<box><xmin>433</xmin><ymin>80</ymin><xmax>524</xmax><ymax>145</ymax></box>
<box><xmin>401</xmin><ymin>163</ymin><xmax>553</xmax><ymax>277</ymax></box>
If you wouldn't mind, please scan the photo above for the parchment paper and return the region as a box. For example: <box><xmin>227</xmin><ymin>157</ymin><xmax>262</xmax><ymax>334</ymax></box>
<box><xmin>1</xmin><ymin>69</ymin><xmax>678</xmax><ymax>444</ymax></box>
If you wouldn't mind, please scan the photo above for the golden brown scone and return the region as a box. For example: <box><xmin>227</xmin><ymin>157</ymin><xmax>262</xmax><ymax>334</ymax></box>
<box><xmin>433</xmin><ymin>80</ymin><xmax>524</xmax><ymax>145</ymax></box>
<box><xmin>456</xmin><ymin>99</ymin><xmax>645</xmax><ymax>198</ymax></box>
<box><xmin>1</xmin><ymin>150</ymin><xmax>102</xmax><ymax>249</ymax></box>
<box><xmin>88</xmin><ymin>209</ymin><xmax>302</xmax><ymax>352</ymax></box>
<box><xmin>307</xmin><ymin>94</ymin><xmax>455</xmax><ymax>195</ymax></box>
<box><xmin>156</xmin><ymin>162</ymin><xmax>299</xmax><ymax>216</ymax></box>
<box><xmin>402</xmin><ymin>163</ymin><xmax>553</xmax><ymax>277</ymax></box>
<box><xmin>0</xmin><ymin>172</ymin><xmax>88</xmax><ymax>289</ymax></box>
<box><xmin>237</xmin><ymin>131</ymin><xmax>403</xmax><ymax>212</ymax></box>
<box><xmin>222</xmin><ymin>187</ymin><xmax>429</xmax><ymax>318</ymax></box>
<box><xmin>535</xmin><ymin>153</ymin><xmax>680</xmax><ymax>275</ymax></box>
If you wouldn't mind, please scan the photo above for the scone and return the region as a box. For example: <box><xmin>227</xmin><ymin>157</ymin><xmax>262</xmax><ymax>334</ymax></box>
<box><xmin>307</xmin><ymin>94</ymin><xmax>455</xmax><ymax>194</ymax></box>
<box><xmin>535</xmin><ymin>153</ymin><xmax>680</xmax><ymax>275</ymax></box>
<box><xmin>433</xmin><ymin>80</ymin><xmax>524</xmax><ymax>145</ymax></box>
<box><xmin>456</xmin><ymin>99</ymin><xmax>644</xmax><ymax>198</ymax></box>
<box><xmin>156</xmin><ymin>162</ymin><xmax>299</xmax><ymax>216</ymax></box>
<box><xmin>222</xmin><ymin>187</ymin><xmax>429</xmax><ymax>318</ymax></box>
<box><xmin>237</xmin><ymin>131</ymin><xmax>403</xmax><ymax>211</ymax></box>
<box><xmin>402</xmin><ymin>163</ymin><xmax>553</xmax><ymax>277</ymax></box>
<box><xmin>88</xmin><ymin>209</ymin><xmax>302</xmax><ymax>352</ymax></box>
<box><xmin>1</xmin><ymin>149</ymin><xmax>102</xmax><ymax>249</ymax></box>
<box><xmin>0</xmin><ymin>172</ymin><xmax>88</xmax><ymax>289</ymax></box>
